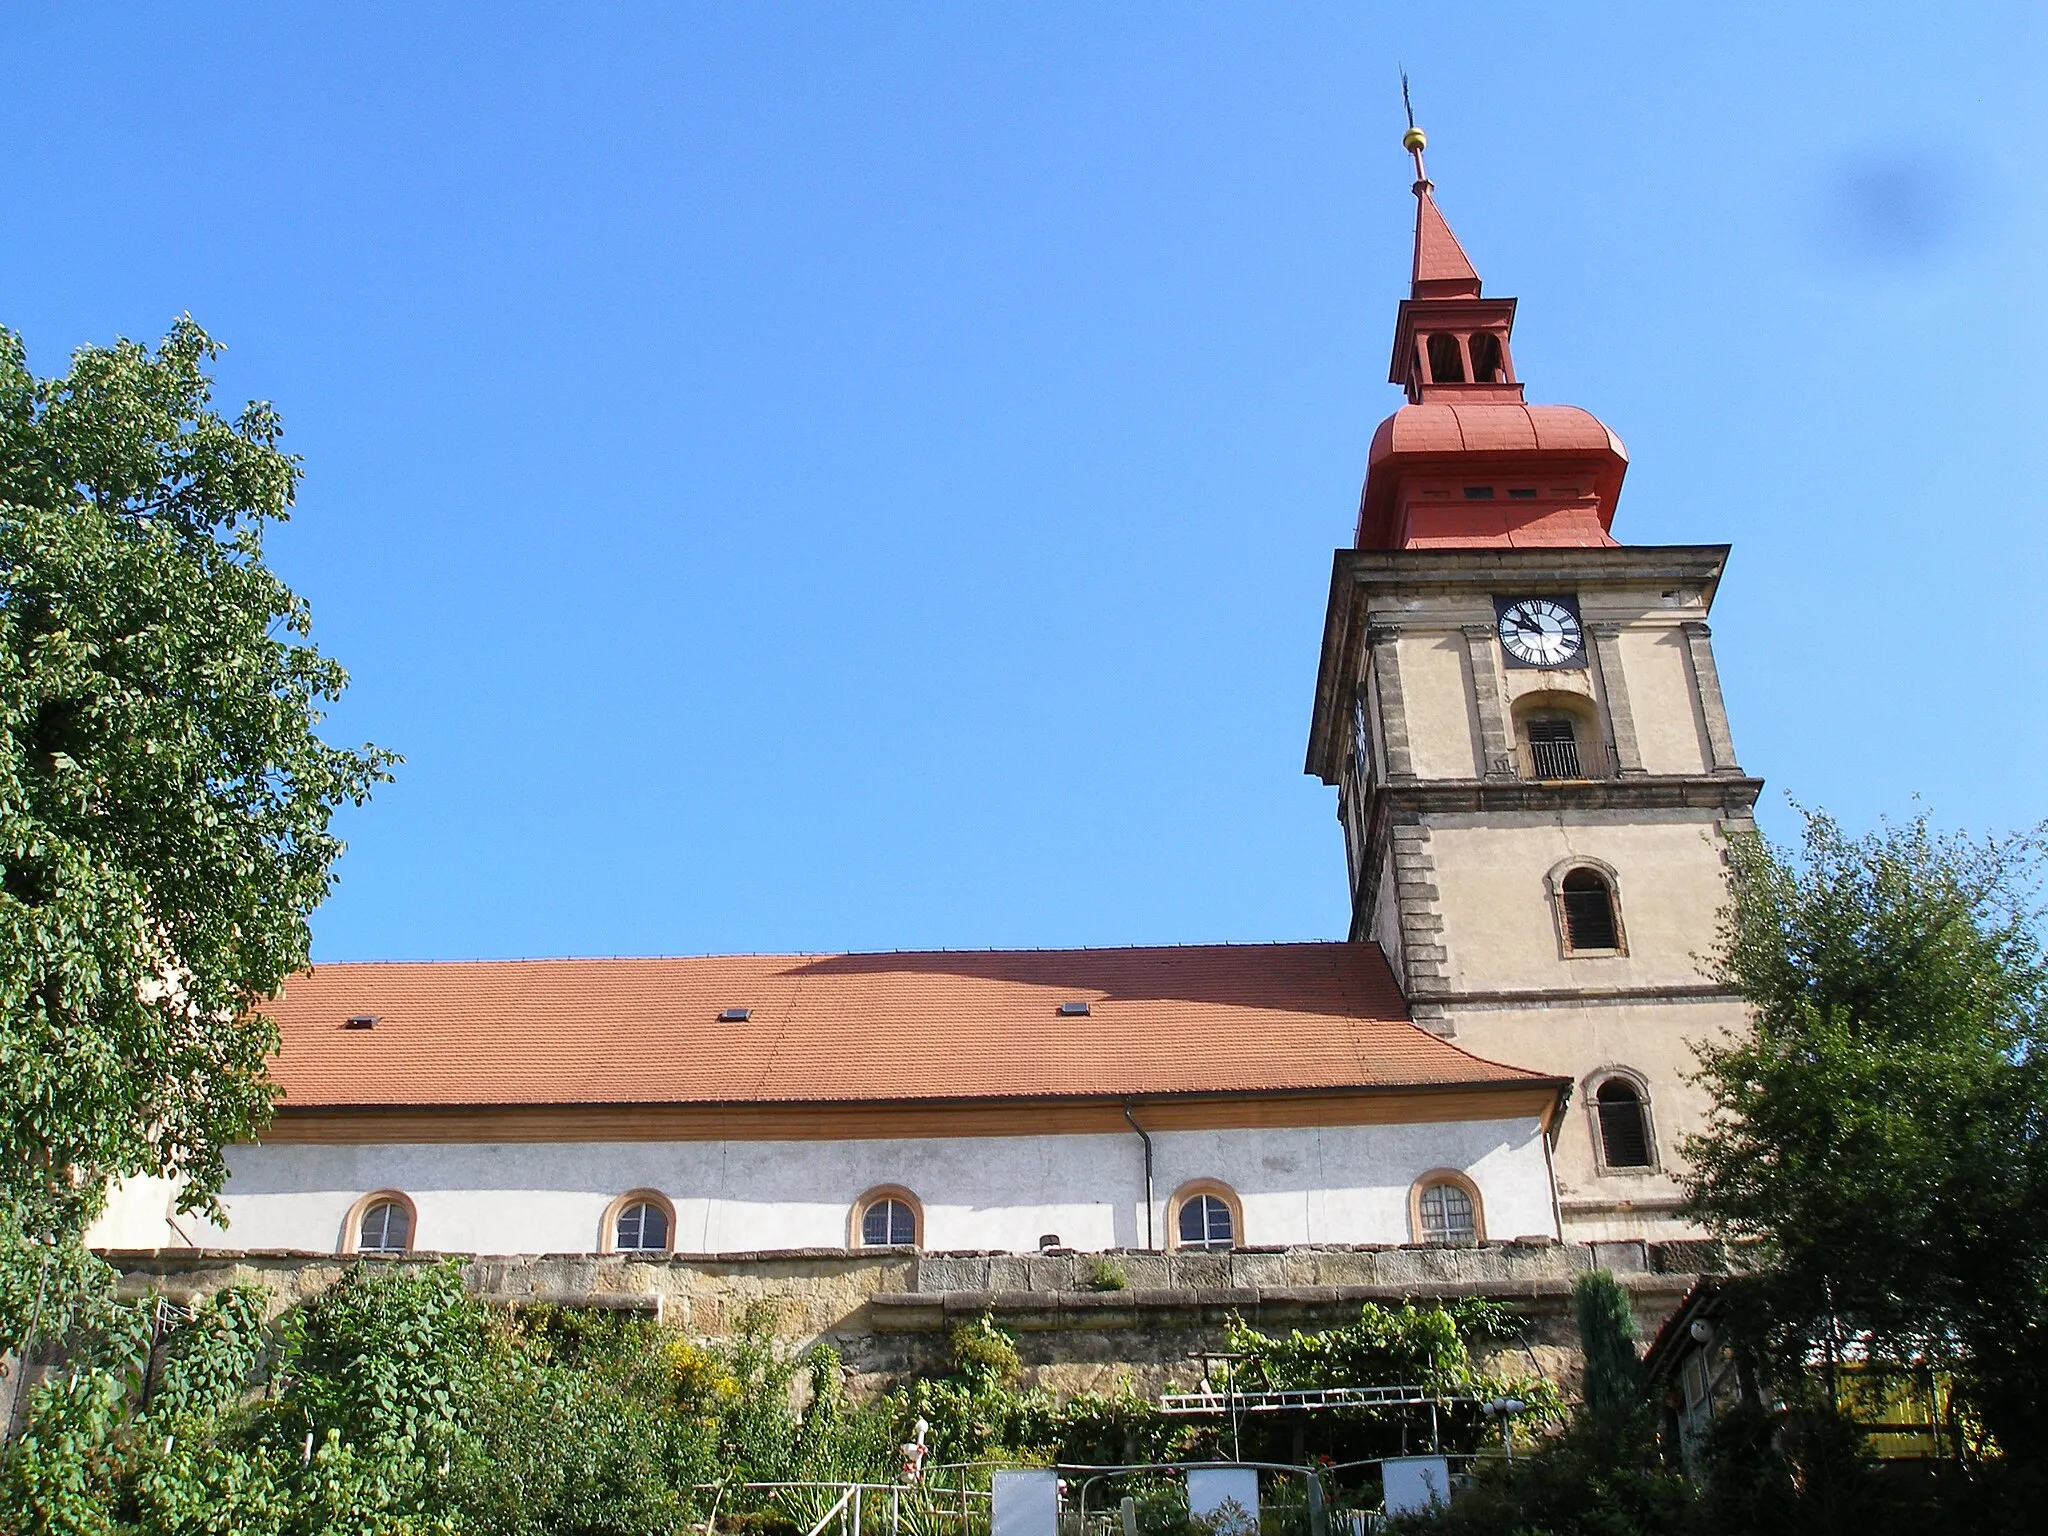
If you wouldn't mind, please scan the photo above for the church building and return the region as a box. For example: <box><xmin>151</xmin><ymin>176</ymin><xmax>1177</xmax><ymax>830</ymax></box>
<box><xmin>91</xmin><ymin>132</ymin><xmax>1755</xmax><ymax>1263</ymax></box>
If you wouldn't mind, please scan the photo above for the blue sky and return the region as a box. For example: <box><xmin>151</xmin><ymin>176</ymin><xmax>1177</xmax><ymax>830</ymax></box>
<box><xmin>4</xmin><ymin>4</ymin><xmax>2043</xmax><ymax>961</ymax></box>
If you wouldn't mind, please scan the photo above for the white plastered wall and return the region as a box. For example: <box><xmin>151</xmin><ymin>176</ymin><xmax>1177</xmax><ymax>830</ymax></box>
<box><xmin>92</xmin><ymin>1117</ymin><xmax>1558</xmax><ymax>1256</ymax></box>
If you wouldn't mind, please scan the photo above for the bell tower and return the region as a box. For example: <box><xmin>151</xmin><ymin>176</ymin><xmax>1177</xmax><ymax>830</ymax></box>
<box><xmin>1305</xmin><ymin>128</ymin><xmax>1762</xmax><ymax>1243</ymax></box>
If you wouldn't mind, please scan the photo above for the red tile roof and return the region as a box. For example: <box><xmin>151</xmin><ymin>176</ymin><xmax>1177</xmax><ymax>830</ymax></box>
<box><xmin>260</xmin><ymin>942</ymin><xmax>1549</xmax><ymax>1109</ymax></box>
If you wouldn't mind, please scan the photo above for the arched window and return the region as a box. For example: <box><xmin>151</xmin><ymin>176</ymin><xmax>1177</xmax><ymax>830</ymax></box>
<box><xmin>1468</xmin><ymin>331</ymin><xmax>1504</xmax><ymax>384</ymax></box>
<box><xmin>615</xmin><ymin>1199</ymin><xmax>671</xmax><ymax>1253</ymax></box>
<box><xmin>1427</xmin><ymin>333</ymin><xmax>1466</xmax><ymax>384</ymax></box>
<box><xmin>1559</xmin><ymin>868</ymin><xmax>1623</xmax><ymax>953</ymax></box>
<box><xmin>1596</xmin><ymin>1078</ymin><xmax>1655</xmax><ymax>1169</ymax></box>
<box><xmin>1413</xmin><ymin>1177</ymin><xmax>1480</xmax><ymax>1244</ymax></box>
<box><xmin>599</xmin><ymin>1190</ymin><xmax>676</xmax><ymax>1254</ymax></box>
<box><xmin>852</xmin><ymin>1187</ymin><xmax>922</xmax><ymax>1249</ymax></box>
<box><xmin>1177</xmin><ymin>1195</ymin><xmax>1235</xmax><ymax>1251</ymax></box>
<box><xmin>1168</xmin><ymin>1181</ymin><xmax>1241</xmax><ymax>1252</ymax></box>
<box><xmin>356</xmin><ymin>1196</ymin><xmax>412</xmax><ymax>1255</ymax></box>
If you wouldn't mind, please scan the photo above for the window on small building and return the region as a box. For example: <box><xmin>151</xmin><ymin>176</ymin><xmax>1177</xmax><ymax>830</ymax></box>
<box><xmin>358</xmin><ymin>1198</ymin><xmax>411</xmax><ymax>1255</ymax></box>
<box><xmin>1560</xmin><ymin>868</ymin><xmax>1623</xmax><ymax>953</ymax></box>
<box><xmin>1427</xmin><ymin>333</ymin><xmax>1466</xmax><ymax>383</ymax></box>
<box><xmin>859</xmin><ymin>1196</ymin><xmax>917</xmax><ymax>1248</ymax></box>
<box><xmin>615</xmin><ymin>1199</ymin><xmax>670</xmax><ymax>1253</ymax></box>
<box><xmin>1417</xmin><ymin>1181</ymin><xmax>1477</xmax><ymax>1244</ymax></box>
<box><xmin>1469</xmin><ymin>331</ymin><xmax>1504</xmax><ymax>383</ymax></box>
<box><xmin>1176</xmin><ymin>1193</ymin><xmax>1236</xmax><ymax>1251</ymax></box>
<box><xmin>1596</xmin><ymin>1078</ymin><xmax>1655</xmax><ymax>1169</ymax></box>
<box><xmin>1525</xmin><ymin>715</ymin><xmax>1582</xmax><ymax>779</ymax></box>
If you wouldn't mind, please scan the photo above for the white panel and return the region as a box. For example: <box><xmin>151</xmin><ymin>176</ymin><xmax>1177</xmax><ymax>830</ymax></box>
<box><xmin>1382</xmin><ymin>1457</ymin><xmax>1451</xmax><ymax>1516</ymax></box>
<box><xmin>1186</xmin><ymin>1469</ymin><xmax>1259</xmax><ymax>1534</ymax></box>
<box><xmin>992</xmin><ymin>1471</ymin><xmax>1059</xmax><ymax>1536</ymax></box>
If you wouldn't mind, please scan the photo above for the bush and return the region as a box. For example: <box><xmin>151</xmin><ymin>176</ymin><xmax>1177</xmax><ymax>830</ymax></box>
<box><xmin>1086</xmin><ymin>1258</ymin><xmax>1130</xmax><ymax>1292</ymax></box>
<box><xmin>950</xmin><ymin>1314</ymin><xmax>1022</xmax><ymax>1388</ymax></box>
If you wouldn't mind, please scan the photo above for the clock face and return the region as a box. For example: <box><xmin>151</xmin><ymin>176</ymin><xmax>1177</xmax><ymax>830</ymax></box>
<box><xmin>1495</xmin><ymin>596</ymin><xmax>1585</xmax><ymax>668</ymax></box>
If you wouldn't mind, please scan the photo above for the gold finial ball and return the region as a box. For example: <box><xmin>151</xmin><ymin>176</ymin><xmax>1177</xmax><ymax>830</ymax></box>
<box><xmin>1402</xmin><ymin>126</ymin><xmax>1427</xmax><ymax>153</ymax></box>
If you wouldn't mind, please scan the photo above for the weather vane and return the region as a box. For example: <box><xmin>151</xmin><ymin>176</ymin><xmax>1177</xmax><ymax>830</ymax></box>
<box><xmin>1399</xmin><ymin>68</ymin><xmax>1429</xmax><ymax>187</ymax></box>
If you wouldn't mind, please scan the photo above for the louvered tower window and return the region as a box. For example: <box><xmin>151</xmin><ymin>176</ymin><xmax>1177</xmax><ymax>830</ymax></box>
<box><xmin>1560</xmin><ymin>869</ymin><xmax>1621</xmax><ymax>952</ymax></box>
<box><xmin>1596</xmin><ymin>1079</ymin><xmax>1654</xmax><ymax>1169</ymax></box>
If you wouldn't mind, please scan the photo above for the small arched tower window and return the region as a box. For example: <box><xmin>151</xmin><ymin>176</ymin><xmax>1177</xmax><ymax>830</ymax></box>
<box><xmin>615</xmin><ymin>1199</ymin><xmax>671</xmax><ymax>1253</ymax></box>
<box><xmin>1414</xmin><ymin>1178</ymin><xmax>1479</xmax><ymax>1244</ymax></box>
<box><xmin>1426</xmin><ymin>333</ymin><xmax>1466</xmax><ymax>384</ymax></box>
<box><xmin>357</xmin><ymin>1197</ymin><xmax>412</xmax><ymax>1255</ymax></box>
<box><xmin>853</xmin><ymin>1189</ymin><xmax>921</xmax><ymax>1248</ymax></box>
<box><xmin>1559</xmin><ymin>868</ymin><xmax>1623</xmax><ymax>953</ymax></box>
<box><xmin>1595</xmin><ymin>1078</ymin><xmax>1655</xmax><ymax>1169</ymax></box>
<box><xmin>1468</xmin><ymin>331</ymin><xmax>1504</xmax><ymax>384</ymax></box>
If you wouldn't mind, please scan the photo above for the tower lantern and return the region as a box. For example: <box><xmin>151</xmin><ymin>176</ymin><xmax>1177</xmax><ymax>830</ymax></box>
<box><xmin>1358</xmin><ymin>132</ymin><xmax>1630</xmax><ymax>552</ymax></box>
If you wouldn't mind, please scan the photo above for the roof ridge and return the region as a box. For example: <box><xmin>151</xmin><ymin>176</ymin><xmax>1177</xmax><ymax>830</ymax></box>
<box><xmin>297</xmin><ymin>939</ymin><xmax>1366</xmax><ymax>969</ymax></box>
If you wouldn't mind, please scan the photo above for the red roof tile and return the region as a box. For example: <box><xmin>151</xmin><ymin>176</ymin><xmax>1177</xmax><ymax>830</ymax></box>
<box><xmin>260</xmin><ymin>943</ymin><xmax>1548</xmax><ymax>1109</ymax></box>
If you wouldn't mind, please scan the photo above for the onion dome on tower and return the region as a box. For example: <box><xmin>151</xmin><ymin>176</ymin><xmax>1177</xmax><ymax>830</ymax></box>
<box><xmin>1355</xmin><ymin>126</ymin><xmax>1629</xmax><ymax>550</ymax></box>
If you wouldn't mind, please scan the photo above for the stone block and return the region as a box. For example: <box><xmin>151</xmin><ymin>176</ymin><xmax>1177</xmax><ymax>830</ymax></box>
<box><xmin>1114</xmin><ymin>1253</ymin><xmax>1174</xmax><ymax>1291</ymax></box>
<box><xmin>1226</xmin><ymin>1251</ymin><xmax>1291</xmax><ymax>1289</ymax></box>
<box><xmin>1590</xmin><ymin>1240</ymin><xmax>1648</xmax><ymax>1274</ymax></box>
<box><xmin>1026</xmin><ymin>1255</ymin><xmax>1077</xmax><ymax>1292</ymax></box>
<box><xmin>1168</xmin><ymin>1253</ymin><xmax>1231</xmax><ymax>1289</ymax></box>
<box><xmin>915</xmin><ymin>1256</ymin><xmax>989</xmax><ymax>1293</ymax></box>
<box><xmin>985</xmin><ymin>1255</ymin><xmax>1030</xmax><ymax>1294</ymax></box>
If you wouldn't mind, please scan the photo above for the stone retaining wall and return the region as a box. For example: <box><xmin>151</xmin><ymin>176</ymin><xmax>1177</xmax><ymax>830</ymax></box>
<box><xmin>100</xmin><ymin>1238</ymin><xmax>1724</xmax><ymax>1396</ymax></box>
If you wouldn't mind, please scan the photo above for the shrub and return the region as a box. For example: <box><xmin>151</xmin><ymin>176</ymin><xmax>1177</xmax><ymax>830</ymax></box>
<box><xmin>1086</xmin><ymin>1258</ymin><xmax>1130</xmax><ymax>1292</ymax></box>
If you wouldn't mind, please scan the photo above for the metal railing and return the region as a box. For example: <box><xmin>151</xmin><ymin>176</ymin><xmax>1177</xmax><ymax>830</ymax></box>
<box><xmin>1525</xmin><ymin>733</ymin><xmax>1581</xmax><ymax>780</ymax></box>
<box><xmin>1157</xmin><ymin>1386</ymin><xmax>1484</xmax><ymax>1416</ymax></box>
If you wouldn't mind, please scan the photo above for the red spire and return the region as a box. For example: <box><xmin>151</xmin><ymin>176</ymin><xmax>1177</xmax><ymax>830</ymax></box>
<box><xmin>1403</xmin><ymin>126</ymin><xmax>1482</xmax><ymax>299</ymax></box>
<box><xmin>1354</xmin><ymin>123</ymin><xmax>1630</xmax><ymax>551</ymax></box>
<box><xmin>1412</xmin><ymin>190</ymin><xmax>1482</xmax><ymax>299</ymax></box>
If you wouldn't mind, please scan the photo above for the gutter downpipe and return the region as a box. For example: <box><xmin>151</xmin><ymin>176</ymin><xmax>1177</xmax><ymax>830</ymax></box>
<box><xmin>1543</xmin><ymin>1082</ymin><xmax>1572</xmax><ymax>1241</ymax></box>
<box><xmin>1123</xmin><ymin>1100</ymin><xmax>1156</xmax><ymax>1250</ymax></box>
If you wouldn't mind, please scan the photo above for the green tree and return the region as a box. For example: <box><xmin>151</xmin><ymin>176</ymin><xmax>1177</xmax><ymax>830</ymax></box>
<box><xmin>0</xmin><ymin>319</ymin><xmax>391</xmax><ymax>1269</ymax></box>
<box><xmin>1684</xmin><ymin>808</ymin><xmax>2048</xmax><ymax>1460</ymax></box>
<box><xmin>1572</xmin><ymin>1270</ymin><xmax>1643</xmax><ymax>1422</ymax></box>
